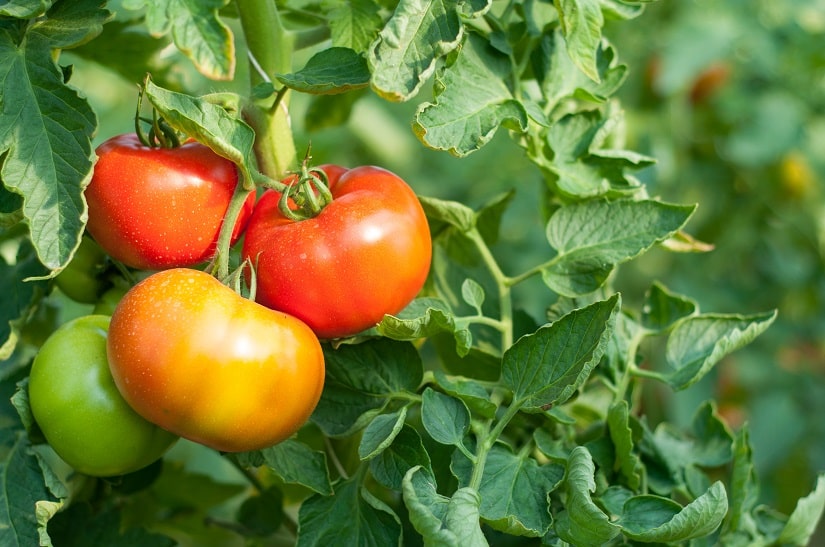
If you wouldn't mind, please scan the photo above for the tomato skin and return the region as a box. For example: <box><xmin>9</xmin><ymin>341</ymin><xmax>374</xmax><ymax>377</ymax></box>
<box><xmin>28</xmin><ymin>315</ymin><xmax>178</xmax><ymax>477</ymax></box>
<box><xmin>242</xmin><ymin>166</ymin><xmax>432</xmax><ymax>339</ymax></box>
<box><xmin>85</xmin><ymin>133</ymin><xmax>255</xmax><ymax>270</ymax></box>
<box><xmin>107</xmin><ymin>268</ymin><xmax>325</xmax><ymax>452</ymax></box>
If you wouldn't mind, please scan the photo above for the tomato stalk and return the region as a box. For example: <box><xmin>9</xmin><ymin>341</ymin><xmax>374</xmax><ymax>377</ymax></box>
<box><xmin>211</xmin><ymin>180</ymin><xmax>255</xmax><ymax>281</ymax></box>
<box><xmin>236</xmin><ymin>0</ymin><xmax>298</xmax><ymax>179</ymax></box>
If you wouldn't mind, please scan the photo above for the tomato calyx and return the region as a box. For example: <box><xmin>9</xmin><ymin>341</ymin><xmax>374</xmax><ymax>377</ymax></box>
<box><xmin>134</xmin><ymin>82</ymin><xmax>181</xmax><ymax>149</ymax></box>
<box><xmin>276</xmin><ymin>151</ymin><xmax>334</xmax><ymax>221</ymax></box>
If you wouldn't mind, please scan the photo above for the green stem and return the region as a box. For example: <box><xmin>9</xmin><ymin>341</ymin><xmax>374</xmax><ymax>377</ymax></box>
<box><xmin>226</xmin><ymin>453</ymin><xmax>266</xmax><ymax>493</ymax></box>
<box><xmin>467</xmin><ymin>229</ymin><xmax>514</xmax><ymax>349</ymax></box>
<box><xmin>468</xmin><ymin>401</ymin><xmax>522</xmax><ymax>491</ymax></box>
<box><xmin>236</xmin><ymin>0</ymin><xmax>298</xmax><ymax>179</ymax></box>
<box><xmin>212</xmin><ymin>181</ymin><xmax>254</xmax><ymax>280</ymax></box>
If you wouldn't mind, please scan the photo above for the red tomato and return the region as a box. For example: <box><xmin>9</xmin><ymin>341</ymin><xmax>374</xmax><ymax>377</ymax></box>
<box><xmin>107</xmin><ymin>268</ymin><xmax>325</xmax><ymax>452</ymax></box>
<box><xmin>242</xmin><ymin>165</ymin><xmax>432</xmax><ymax>339</ymax></box>
<box><xmin>85</xmin><ymin>133</ymin><xmax>255</xmax><ymax>270</ymax></box>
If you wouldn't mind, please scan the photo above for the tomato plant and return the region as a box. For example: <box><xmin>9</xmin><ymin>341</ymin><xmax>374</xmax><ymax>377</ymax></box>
<box><xmin>28</xmin><ymin>315</ymin><xmax>178</xmax><ymax>477</ymax></box>
<box><xmin>243</xmin><ymin>165</ymin><xmax>432</xmax><ymax>339</ymax></box>
<box><xmin>2</xmin><ymin>0</ymin><xmax>824</xmax><ymax>546</ymax></box>
<box><xmin>85</xmin><ymin>133</ymin><xmax>255</xmax><ymax>270</ymax></box>
<box><xmin>107</xmin><ymin>268</ymin><xmax>325</xmax><ymax>453</ymax></box>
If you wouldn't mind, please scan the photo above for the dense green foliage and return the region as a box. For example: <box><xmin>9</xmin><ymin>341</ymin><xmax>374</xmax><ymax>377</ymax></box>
<box><xmin>1</xmin><ymin>0</ymin><xmax>824</xmax><ymax>545</ymax></box>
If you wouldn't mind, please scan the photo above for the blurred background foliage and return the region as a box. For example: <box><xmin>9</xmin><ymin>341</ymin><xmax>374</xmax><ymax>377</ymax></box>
<box><xmin>55</xmin><ymin>0</ymin><xmax>824</xmax><ymax>532</ymax></box>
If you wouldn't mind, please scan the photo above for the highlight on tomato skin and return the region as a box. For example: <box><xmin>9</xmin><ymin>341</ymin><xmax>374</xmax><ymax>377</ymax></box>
<box><xmin>84</xmin><ymin>133</ymin><xmax>256</xmax><ymax>271</ymax></box>
<box><xmin>106</xmin><ymin>268</ymin><xmax>325</xmax><ymax>453</ymax></box>
<box><xmin>242</xmin><ymin>164</ymin><xmax>433</xmax><ymax>340</ymax></box>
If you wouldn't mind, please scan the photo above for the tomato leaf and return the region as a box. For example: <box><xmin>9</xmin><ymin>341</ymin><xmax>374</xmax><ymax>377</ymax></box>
<box><xmin>501</xmin><ymin>295</ymin><xmax>620</xmax><ymax>411</ymax></box>
<box><xmin>618</xmin><ymin>482</ymin><xmax>728</xmax><ymax>542</ymax></box>
<box><xmin>641</xmin><ymin>281</ymin><xmax>698</xmax><ymax>333</ymax></box>
<box><xmin>402</xmin><ymin>467</ymin><xmax>488</xmax><ymax>547</ymax></box>
<box><xmin>368</xmin><ymin>0</ymin><xmax>463</xmax><ymax>101</ymax></box>
<box><xmin>414</xmin><ymin>33</ymin><xmax>528</xmax><ymax>157</ymax></box>
<box><xmin>554</xmin><ymin>0</ymin><xmax>604</xmax><ymax>83</ymax></box>
<box><xmin>555</xmin><ymin>446</ymin><xmax>621</xmax><ymax>545</ymax></box>
<box><xmin>663</xmin><ymin>310</ymin><xmax>777</xmax><ymax>390</ymax></box>
<box><xmin>431</xmin><ymin>370</ymin><xmax>496</xmax><ymax>419</ymax></box>
<box><xmin>375</xmin><ymin>297</ymin><xmax>472</xmax><ymax>357</ymax></box>
<box><xmin>297</xmin><ymin>477</ymin><xmax>403</xmax><ymax>546</ymax></box>
<box><xmin>0</xmin><ymin>241</ymin><xmax>50</xmax><ymax>359</ymax></box>
<box><xmin>236</xmin><ymin>440</ymin><xmax>333</xmax><ymax>496</ymax></box>
<box><xmin>607</xmin><ymin>401</ymin><xmax>643</xmax><ymax>490</ymax></box>
<box><xmin>276</xmin><ymin>47</ymin><xmax>370</xmax><ymax>94</ymax></box>
<box><xmin>312</xmin><ymin>339</ymin><xmax>423</xmax><ymax>437</ymax></box>
<box><xmin>370</xmin><ymin>424</ymin><xmax>433</xmax><ymax>490</ymax></box>
<box><xmin>0</xmin><ymin>1</ymin><xmax>51</xmax><ymax>18</ymax></box>
<box><xmin>542</xmin><ymin>200</ymin><xmax>695</xmax><ymax>297</ymax></box>
<box><xmin>0</xmin><ymin>27</ymin><xmax>98</xmax><ymax>269</ymax></box>
<box><xmin>599</xmin><ymin>0</ymin><xmax>647</xmax><ymax>21</ymax></box>
<box><xmin>0</xmin><ymin>432</ymin><xmax>65</xmax><ymax>547</ymax></box>
<box><xmin>532</xmin><ymin>109</ymin><xmax>652</xmax><ymax>198</ymax></box>
<box><xmin>419</xmin><ymin>196</ymin><xmax>477</xmax><ymax>233</ymax></box>
<box><xmin>143</xmin><ymin>77</ymin><xmax>259</xmax><ymax>187</ymax></box>
<box><xmin>359</xmin><ymin>407</ymin><xmax>408</xmax><ymax>460</ymax></box>
<box><xmin>533</xmin><ymin>30</ymin><xmax>627</xmax><ymax>112</ymax></box>
<box><xmin>123</xmin><ymin>0</ymin><xmax>235</xmax><ymax>80</ymax></box>
<box><xmin>421</xmin><ymin>388</ymin><xmax>470</xmax><ymax>447</ymax></box>
<box><xmin>47</xmin><ymin>503</ymin><xmax>176</xmax><ymax>547</ymax></box>
<box><xmin>326</xmin><ymin>0</ymin><xmax>383</xmax><ymax>51</ymax></box>
<box><xmin>776</xmin><ymin>474</ymin><xmax>825</xmax><ymax>546</ymax></box>
<box><xmin>451</xmin><ymin>443</ymin><xmax>565</xmax><ymax>536</ymax></box>
<box><xmin>726</xmin><ymin>425</ymin><xmax>759</xmax><ymax>537</ymax></box>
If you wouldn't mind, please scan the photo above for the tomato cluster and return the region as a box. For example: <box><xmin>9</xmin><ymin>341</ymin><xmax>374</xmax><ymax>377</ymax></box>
<box><xmin>30</xmin><ymin>134</ymin><xmax>431</xmax><ymax>473</ymax></box>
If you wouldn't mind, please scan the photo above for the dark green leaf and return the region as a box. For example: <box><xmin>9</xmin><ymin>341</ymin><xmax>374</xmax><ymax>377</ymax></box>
<box><xmin>476</xmin><ymin>190</ymin><xmax>515</xmax><ymax>245</ymax></box>
<box><xmin>641</xmin><ymin>281</ymin><xmax>698</xmax><ymax>333</ymax></box>
<box><xmin>370</xmin><ymin>424</ymin><xmax>433</xmax><ymax>491</ymax></box>
<box><xmin>368</xmin><ymin>0</ymin><xmax>463</xmax><ymax>101</ymax></box>
<box><xmin>277</xmin><ymin>47</ymin><xmax>370</xmax><ymax>94</ymax></box>
<box><xmin>236</xmin><ymin>487</ymin><xmax>284</xmax><ymax>537</ymax></box>
<box><xmin>402</xmin><ymin>467</ymin><xmax>488</xmax><ymax>546</ymax></box>
<box><xmin>554</xmin><ymin>0</ymin><xmax>604</xmax><ymax>82</ymax></box>
<box><xmin>555</xmin><ymin>446</ymin><xmax>621</xmax><ymax>545</ymax></box>
<box><xmin>31</xmin><ymin>0</ymin><xmax>111</xmax><ymax>49</ymax></box>
<box><xmin>304</xmin><ymin>89</ymin><xmax>365</xmax><ymax>131</ymax></box>
<box><xmin>542</xmin><ymin>200</ymin><xmax>695</xmax><ymax>296</ymax></box>
<box><xmin>502</xmin><ymin>295</ymin><xmax>619</xmax><ymax>411</ymax></box>
<box><xmin>251</xmin><ymin>440</ymin><xmax>333</xmax><ymax>496</ymax></box>
<box><xmin>619</xmin><ymin>482</ymin><xmax>728</xmax><ymax>542</ymax></box>
<box><xmin>0</xmin><ymin>241</ymin><xmax>50</xmax><ymax>359</ymax></box>
<box><xmin>47</xmin><ymin>503</ymin><xmax>175</xmax><ymax>547</ymax></box>
<box><xmin>297</xmin><ymin>477</ymin><xmax>402</xmax><ymax>546</ymax></box>
<box><xmin>451</xmin><ymin>443</ymin><xmax>564</xmax><ymax>536</ymax></box>
<box><xmin>1</xmin><ymin>432</ymin><xmax>64</xmax><ymax>547</ymax></box>
<box><xmin>664</xmin><ymin>311</ymin><xmax>777</xmax><ymax>390</ymax></box>
<box><xmin>359</xmin><ymin>407</ymin><xmax>407</xmax><ymax>460</ymax></box>
<box><xmin>432</xmin><ymin>370</ymin><xmax>496</xmax><ymax>419</ymax></box>
<box><xmin>607</xmin><ymin>401</ymin><xmax>642</xmax><ymax>490</ymax></box>
<box><xmin>124</xmin><ymin>0</ymin><xmax>234</xmax><ymax>80</ymax></box>
<box><xmin>0</xmin><ymin>30</ymin><xmax>96</xmax><ymax>270</ymax></box>
<box><xmin>727</xmin><ymin>425</ymin><xmax>759</xmax><ymax>535</ymax></box>
<box><xmin>414</xmin><ymin>33</ymin><xmax>528</xmax><ymax>157</ymax></box>
<box><xmin>312</xmin><ymin>339</ymin><xmax>423</xmax><ymax>436</ymax></box>
<box><xmin>421</xmin><ymin>388</ymin><xmax>470</xmax><ymax>446</ymax></box>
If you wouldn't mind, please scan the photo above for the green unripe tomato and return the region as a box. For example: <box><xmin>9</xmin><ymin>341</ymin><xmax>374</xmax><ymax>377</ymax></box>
<box><xmin>28</xmin><ymin>315</ymin><xmax>178</xmax><ymax>476</ymax></box>
<box><xmin>54</xmin><ymin>237</ymin><xmax>110</xmax><ymax>303</ymax></box>
<box><xmin>93</xmin><ymin>285</ymin><xmax>129</xmax><ymax>316</ymax></box>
